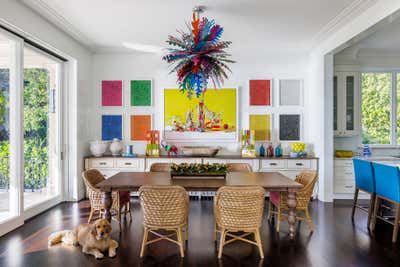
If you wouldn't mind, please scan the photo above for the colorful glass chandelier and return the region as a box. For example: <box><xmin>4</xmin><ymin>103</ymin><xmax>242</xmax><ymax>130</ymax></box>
<box><xmin>162</xmin><ymin>7</ymin><xmax>235</xmax><ymax>98</ymax></box>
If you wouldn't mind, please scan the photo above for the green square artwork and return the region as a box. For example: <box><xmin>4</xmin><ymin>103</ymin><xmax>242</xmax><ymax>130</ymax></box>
<box><xmin>131</xmin><ymin>80</ymin><xmax>151</xmax><ymax>106</ymax></box>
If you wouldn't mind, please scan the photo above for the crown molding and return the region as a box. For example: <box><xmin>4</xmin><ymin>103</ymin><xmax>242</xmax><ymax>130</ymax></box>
<box><xmin>20</xmin><ymin>0</ymin><xmax>96</xmax><ymax>51</ymax></box>
<box><xmin>310</xmin><ymin>0</ymin><xmax>379</xmax><ymax>49</ymax></box>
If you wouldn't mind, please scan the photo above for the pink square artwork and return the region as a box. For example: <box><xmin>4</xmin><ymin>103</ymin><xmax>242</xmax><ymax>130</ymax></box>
<box><xmin>102</xmin><ymin>80</ymin><xmax>122</xmax><ymax>106</ymax></box>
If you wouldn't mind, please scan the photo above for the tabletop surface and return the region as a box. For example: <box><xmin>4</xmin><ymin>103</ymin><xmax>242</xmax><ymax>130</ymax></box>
<box><xmin>97</xmin><ymin>172</ymin><xmax>303</xmax><ymax>191</ymax></box>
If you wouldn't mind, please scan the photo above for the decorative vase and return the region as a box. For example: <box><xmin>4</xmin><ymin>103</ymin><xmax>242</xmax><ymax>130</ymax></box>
<box><xmin>90</xmin><ymin>140</ymin><xmax>108</xmax><ymax>157</ymax></box>
<box><xmin>110</xmin><ymin>138</ymin><xmax>123</xmax><ymax>156</ymax></box>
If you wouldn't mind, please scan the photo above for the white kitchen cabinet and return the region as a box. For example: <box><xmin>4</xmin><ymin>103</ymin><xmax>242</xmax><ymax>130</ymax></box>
<box><xmin>334</xmin><ymin>72</ymin><xmax>359</xmax><ymax>137</ymax></box>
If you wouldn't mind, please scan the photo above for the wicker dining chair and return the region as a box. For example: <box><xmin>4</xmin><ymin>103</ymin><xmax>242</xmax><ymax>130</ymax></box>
<box><xmin>82</xmin><ymin>169</ymin><xmax>132</xmax><ymax>232</ymax></box>
<box><xmin>150</xmin><ymin>163</ymin><xmax>172</xmax><ymax>172</ymax></box>
<box><xmin>226</xmin><ymin>163</ymin><xmax>253</xmax><ymax>172</ymax></box>
<box><xmin>267</xmin><ymin>170</ymin><xmax>318</xmax><ymax>233</ymax></box>
<box><xmin>214</xmin><ymin>186</ymin><xmax>265</xmax><ymax>259</ymax></box>
<box><xmin>139</xmin><ymin>185</ymin><xmax>189</xmax><ymax>258</ymax></box>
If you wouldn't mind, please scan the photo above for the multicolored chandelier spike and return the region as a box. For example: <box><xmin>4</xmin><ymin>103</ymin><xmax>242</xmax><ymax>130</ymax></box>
<box><xmin>162</xmin><ymin>13</ymin><xmax>235</xmax><ymax>98</ymax></box>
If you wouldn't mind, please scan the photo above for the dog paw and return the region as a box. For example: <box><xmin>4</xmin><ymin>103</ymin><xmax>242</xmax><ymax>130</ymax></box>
<box><xmin>109</xmin><ymin>251</ymin><xmax>116</xmax><ymax>258</ymax></box>
<box><xmin>95</xmin><ymin>253</ymin><xmax>104</xmax><ymax>259</ymax></box>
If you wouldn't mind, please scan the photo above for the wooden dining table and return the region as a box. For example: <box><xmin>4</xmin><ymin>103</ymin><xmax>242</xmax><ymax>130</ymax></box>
<box><xmin>96</xmin><ymin>171</ymin><xmax>303</xmax><ymax>240</ymax></box>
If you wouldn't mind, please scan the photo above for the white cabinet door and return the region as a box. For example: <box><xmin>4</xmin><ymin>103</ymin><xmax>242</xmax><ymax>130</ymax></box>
<box><xmin>334</xmin><ymin>72</ymin><xmax>359</xmax><ymax>137</ymax></box>
<box><xmin>203</xmin><ymin>158</ymin><xmax>228</xmax><ymax>164</ymax></box>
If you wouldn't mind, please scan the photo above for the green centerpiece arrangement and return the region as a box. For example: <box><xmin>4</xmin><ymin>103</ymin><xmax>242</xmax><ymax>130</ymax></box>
<box><xmin>170</xmin><ymin>163</ymin><xmax>227</xmax><ymax>179</ymax></box>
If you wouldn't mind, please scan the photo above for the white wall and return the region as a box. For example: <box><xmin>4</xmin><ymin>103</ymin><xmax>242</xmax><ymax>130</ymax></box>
<box><xmin>91</xmin><ymin>51</ymin><xmax>312</xmax><ymax>155</ymax></box>
<box><xmin>0</xmin><ymin>0</ymin><xmax>93</xmax><ymax>201</ymax></box>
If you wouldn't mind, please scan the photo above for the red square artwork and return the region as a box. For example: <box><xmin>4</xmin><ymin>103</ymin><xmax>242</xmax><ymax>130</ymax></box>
<box><xmin>249</xmin><ymin>80</ymin><xmax>271</xmax><ymax>106</ymax></box>
<box><xmin>102</xmin><ymin>80</ymin><xmax>122</xmax><ymax>106</ymax></box>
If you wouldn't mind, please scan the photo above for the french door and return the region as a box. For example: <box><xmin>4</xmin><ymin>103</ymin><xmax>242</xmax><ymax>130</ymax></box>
<box><xmin>0</xmin><ymin>29</ymin><xmax>64</xmax><ymax>235</ymax></box>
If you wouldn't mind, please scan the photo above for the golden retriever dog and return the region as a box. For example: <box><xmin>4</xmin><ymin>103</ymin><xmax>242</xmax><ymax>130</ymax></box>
<box><xmin>48</xmin><ymin>219</ymin><xmax>118</xmax><ymax>259</ymax></box>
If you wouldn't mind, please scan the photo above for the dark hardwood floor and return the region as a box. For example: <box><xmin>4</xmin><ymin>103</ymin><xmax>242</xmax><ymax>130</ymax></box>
<box><xmin>0</xmin><ymin>198</ymin><xmax>399</xmax><ymax>267</ymax></box>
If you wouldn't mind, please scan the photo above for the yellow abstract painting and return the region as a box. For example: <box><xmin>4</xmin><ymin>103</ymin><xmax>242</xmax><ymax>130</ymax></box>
<box><xmin>249</xmin><ymin>114</ymin><xmax>271</xmax><ymax>141</ymax></box>
<box><xmin>164</xmin><ymin>88</ymin><xmax>237</xmax><ymax>132</ymax></box>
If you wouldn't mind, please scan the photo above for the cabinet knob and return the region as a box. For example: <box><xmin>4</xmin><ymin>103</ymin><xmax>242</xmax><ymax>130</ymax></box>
<box><xmin>296</xmin><ymin>163</ymin><xmax>303</xmax><ymax>166</ymax></box>
<box><xmin>99</xmin><ymin>162</ymin><xmax>106</xmax><ymax>165</ymax></box>
<box><xmin>125</xmin><ymin>162</ymin><xmax>132</xmax><ymax>165</ymax></box>
<box><xmin>269</xmin><ymin>163</ymin><xmax>277</xmax><ymax>166</ymax></box>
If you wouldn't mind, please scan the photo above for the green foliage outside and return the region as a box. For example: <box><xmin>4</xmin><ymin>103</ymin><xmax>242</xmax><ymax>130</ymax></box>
<box><xmin>361</xmin><ymin>73</ymin><xmax>391</xmax><ymax>144</ymax></box>
<box><xmin>0</xmin><ymin>68</ymin><xmax>49</xmax><ymax>190</ymax></box>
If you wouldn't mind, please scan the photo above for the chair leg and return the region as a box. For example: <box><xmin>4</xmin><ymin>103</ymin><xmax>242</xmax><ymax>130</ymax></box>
<box><xmin>88</xmin><ymin>209</ymin><xmax>94</xmax><ymax>223</ymax></box>
<box><xmin>128</xmin><ymin>201</ymin><xmax>132</xmax><ymax>221</ymax></box>
<box><xmin>214</xmin><ymin>223</ymin><xmax>218</xmax><ymax>242</ymax></box>
<box><xmin>351</xmin><ymin>188</ymin><xmax>359</xmax><ymax>221</ymax></box>
<box><xmin>254</xmin><ymin>228</ymin><xmax>264</xmax><ymax>259</ymax></box>
<box><xmin>371</xmin><ymin>196</ymin><xmax>381</xmax><ymax>231</ymax></box>
<box><xmin>367</xmin><ymin>193</ymin><xmax>376</xmax><ymax>230</ymax></box>
<box><xmin>267</xmin><ymin>200</ymin><xmax>272</xmax><ymax>222</ymax></box>
<box><xmin>185</xmin><ymin>225</ymin><xmax>189</xmax><ymax>241</ymax></box>
<box><xmin>276</xmin><ymin>207</ymin><xmax>281</xmax><ymax>233</ymax></box>
<box><xmin>177</xmin><ymin>228</ymin><xmax>185</xmax><ymax>258</ymax></box>
<box><xmin>118</xmin><ymin>208</ymin><xmax>122</xmax><ymax>232</ymax></box>
<box><xmin>392</xmin><ymin>203</ymin><xmax>400</xmax><ymax>243</ymax></box>
<box><xmin>140</xmin><ymin>228</ymin><xmax>149</xmax><ymax>258</ymax></box>
<box><xmin>305</xmin><ymin>208</ymin><xmax>314</xmax><ymax>233</ymax></box>
<box><xmin>218</xmin><ymin>229</ymin><xmax>226</xmax><ymax>259</ymax></box>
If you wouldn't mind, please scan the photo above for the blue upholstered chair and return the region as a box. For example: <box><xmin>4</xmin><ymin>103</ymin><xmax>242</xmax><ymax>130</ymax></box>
<box><xmin>371</xmin><ymin>162</ymin><xmax>400</xmax><ymax>243</ymax></box>
<box><xmin>352</xmin><ymin>158</ymin><xmax>376</xmax><ymax>228</ymax></box>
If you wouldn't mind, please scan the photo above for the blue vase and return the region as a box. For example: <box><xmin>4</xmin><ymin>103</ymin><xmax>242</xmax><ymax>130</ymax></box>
<box><xmin>275</xmin><ymin>144</ymin><xmax>282</xmax><ymax>157</ymax></box>
<box><xmin>259</xmin><ymin>145</ymin><xmax>265</xmax><ymax>157</ymax></box>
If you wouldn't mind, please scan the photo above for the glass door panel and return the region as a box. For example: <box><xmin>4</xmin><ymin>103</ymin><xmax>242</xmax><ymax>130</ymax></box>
<box><xmin>345</xmin><ymin>75</ymin><xmax>355</xmax><ymax>131</ymax></box>
<box><xmin>23</xmin><ymin>46</ymin><xmax>61</xmax><ymax>209</ymax></box>
<box><xmin>0</xmin><ymin>31</ymin><xmax>20</xmax><ymax>223</ymax></box>
<box><xmin>333</xmin><ymin>76</ymin><xmax>338</xmax><ymax>131</ymax></box>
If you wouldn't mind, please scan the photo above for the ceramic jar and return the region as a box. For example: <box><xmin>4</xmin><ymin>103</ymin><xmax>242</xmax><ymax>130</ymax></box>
<box><xmin>110</xmin><ymin>138</ymin><xmax>123</xmax><ymax>156</ymax></box>
<box><xmin>90</xmin><ymin>140</ymin><xmax>108</xmax><ymax>157</ymax></box>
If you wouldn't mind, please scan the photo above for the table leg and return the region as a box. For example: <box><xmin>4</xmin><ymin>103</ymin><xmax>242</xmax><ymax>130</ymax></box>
<box><xmin>102</xmin><ymin>190</ymin><xmax>112</xmax><ymax>222</ymax></box>
<box><xmin>287</xmin><ymin>190</ymin><xmax>297</xmax><ymax>240</ymax></box>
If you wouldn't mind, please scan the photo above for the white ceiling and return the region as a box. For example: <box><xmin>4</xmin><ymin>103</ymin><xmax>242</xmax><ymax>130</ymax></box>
<box><xmin>21</xmin><ymin>0</ymin><xmax>376</xmax><ymax>54</ymax></box>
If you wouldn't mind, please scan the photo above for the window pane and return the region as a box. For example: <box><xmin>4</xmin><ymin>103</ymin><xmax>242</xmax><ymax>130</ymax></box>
<box><xmin>361</xmin><ymin>73</ymin><xmax>391</xmax><ymax>144</ymax></box>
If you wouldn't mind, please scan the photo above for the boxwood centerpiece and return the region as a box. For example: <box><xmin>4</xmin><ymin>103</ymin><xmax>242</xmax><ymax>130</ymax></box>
<box><xmin>170</xmin><ymin>163</ymin><xmax>227</xmax><ymax>179</ymax></box>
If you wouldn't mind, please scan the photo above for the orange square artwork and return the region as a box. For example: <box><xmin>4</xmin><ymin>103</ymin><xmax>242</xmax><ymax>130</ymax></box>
<box><xmin>130</xmin><ymin>115</ymin><xmax>151</xmax><ymax>141</ymax></box>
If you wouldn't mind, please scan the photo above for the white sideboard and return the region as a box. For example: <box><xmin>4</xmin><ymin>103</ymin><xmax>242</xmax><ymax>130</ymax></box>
<box><xmin>334</xmin><ymin>157</ymin><xmax>400</xmax><ymax>199</ymax></box>
<box><xmin>85</xmin><ymin>156</ymin><xmax>319</xmax><ymax>198</ymax></box>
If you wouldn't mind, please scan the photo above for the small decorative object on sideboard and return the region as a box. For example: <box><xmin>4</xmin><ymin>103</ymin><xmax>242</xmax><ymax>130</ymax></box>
<box><xmin>267</xmin><ymin>142</ymin><xmax>274</xmax><ymax>157</ymax></box>
<box><xmin>146</xmin><ymin>130</ymin><xmax>160</xmax><ymax>156</ymax></box>
<box><xmin>181</xmin><ymin>146</ymin><xmax>219</xmax><ymax>157</ymax></box>
<box><xmin>259</xmin><ymin>144</ymin><xmax>265</xmax><ymax>157</ymax></box>
<box><xmin>275</xmin><ymin>143</ymin><xmax>282</xmax><ymax>157</ymax></box>
<box><xmin>170</xmin><ymin>163</ymin><xmax>227</xmax><ymax>179</ymax></box>
<box><xmin>89</xmin><ymin>140</ymin><xmax>108</xmax><ymax>157</ymax></box>
<box><xmin>241</xmin><ymin>129</ymin><xmax>256</xmax><ymax>158</ymax></box>
<box><xmin>290</xmin><ymin>142</ymin><xmax>307</xmax><ymax>158</ymax></box>
<box><xmin>161</xmin><ymin>140</ymin><xmax>178</xmax><ymax>156</ymax></box>
<box><xmin>109</xmin><ymin>138</ymin><xmax>123</xmax><ymax>156</ymax></box>
<box><xmin>122</xmin><ymin>145</ymin><xmax>136</xmax><ymax>158</ymax></box>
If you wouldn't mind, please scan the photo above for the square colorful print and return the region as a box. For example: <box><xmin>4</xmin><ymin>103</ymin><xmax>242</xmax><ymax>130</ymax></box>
<box><xmin>102</xmin><ymin>115</ymin><xmax>122</xmax><ymax>140</ymax></box>
<box><xmin>102</xmin><ymin>80</ymin><xmax>122</xmax><ymax>107</ymax></box>
<box><xmin>249</xmin><ymin>114</ymin><xmax>271</xmax><ymax>141</ymax></box>
<box><xmin>130</xmin><ymin>115</ymin><xmax>151</xmax><ymax>141</ymax></box>
<box><xmin>249</xmin><ymin>80</ymin><xmax>271</xmax><ymax>106</ymax></box>
<box><xmin>131</xmin><ymin>80</ymin><xmax>151</xmax><ymax>106</ymax></box>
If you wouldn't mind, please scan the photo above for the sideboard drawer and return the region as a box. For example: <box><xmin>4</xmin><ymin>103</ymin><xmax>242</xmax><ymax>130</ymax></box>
<box><xmin>89</xmin><ymin>158</ymin><xmax>114</xmax><ymax>168</ymax></box>
<box><xmin>116</xmin><ymin>158</ymin><xmax>142</xmax><ymax>169</ymax></box>
<box><xmin>287</xmin><ymin>160</ymin><xmax>311</xmax><ymax>169</ymax></box>
<box><xmin>261</xmin><ymin>160</ymin><xmax>286</xmax><ymax>170</ymax></box>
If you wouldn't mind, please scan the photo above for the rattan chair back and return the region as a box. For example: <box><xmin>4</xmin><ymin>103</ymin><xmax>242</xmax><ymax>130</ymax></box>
<box><xmin>214</xmin><ymin>186</ymin><xmax>265</xmax><ymax>230</ymax></box>
<box><xmin>226</xmin><ymin>163</ymin><xmax>253</xmax><ymax>173</ymax></box>
<box><xmin>150</xmin><ymin>163</ymin><xmax>172</xmax><ymax>172</ymax></box>
<box><xmin>139</xmin><ymin>185</ymin><xmax>189</xmax><ymax>228</ymax></box>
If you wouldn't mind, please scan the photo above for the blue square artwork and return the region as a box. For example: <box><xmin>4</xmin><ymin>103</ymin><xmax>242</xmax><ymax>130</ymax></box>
<box><xmin>102</xmin><ymin>115</ymin><xmax>122</xmax><ymax>141</ymax></box>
